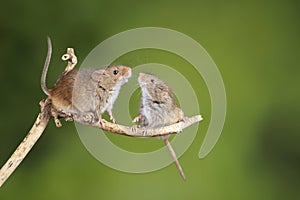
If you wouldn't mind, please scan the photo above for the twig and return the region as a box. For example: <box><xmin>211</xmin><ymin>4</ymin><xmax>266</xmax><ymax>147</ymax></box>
<box><xmin>87</xmin><ymin>115</ymin><xmax>203</xmax><ymax>137</ymax></box>
<box><xmin>0</xmin><ymin>99</ymin><xmax>202</xmax><ymax>187</ymax></box>
<box><xmin>0</xmin><ymin>99</ymin><xmax>52</xmax><ymax>187</ymax></box>
<box><xmin>62</xmin><ymin>48</ymin><xmax>77</xmax><ymax>73</ymax></box>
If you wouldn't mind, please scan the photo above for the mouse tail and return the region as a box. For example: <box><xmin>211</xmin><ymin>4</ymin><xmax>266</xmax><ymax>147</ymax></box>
<box><xmin>164</xmin><ymin>138</ymin><xmax>186</xmax><ymax>181</ymax></box>
<box><xmin>41</xmin><ymin>36</ymin><xmax>52</xmax><ymax>96</ymax></box>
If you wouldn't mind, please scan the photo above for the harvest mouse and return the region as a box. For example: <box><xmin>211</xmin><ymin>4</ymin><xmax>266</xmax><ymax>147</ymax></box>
<box><xmin>41</xmin><ymin>37</ymin><xmax>132</xmax><ymax>126</ymax></box>
<box><xmin>132</xmin><ymin>73</ymin><xmax>186</xmax><ymax>180</ymax></box>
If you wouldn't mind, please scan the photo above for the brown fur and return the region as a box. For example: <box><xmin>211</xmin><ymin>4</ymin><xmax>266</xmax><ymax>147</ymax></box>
<box><xmin>134</xmin><ymin>73</ymin><xmax>186</xmax><ymax>180</ymax></box>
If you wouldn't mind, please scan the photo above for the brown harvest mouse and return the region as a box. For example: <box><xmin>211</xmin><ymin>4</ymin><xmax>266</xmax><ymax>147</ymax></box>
<box><xmin>132</xmin><ymin>73</ymin><xmax>186</xmax><ymax>180</ymax></box>
<box><xmin>41</xmin><ymin>37</ymin><xmax>132</xmax><ymax>125</ymax></box>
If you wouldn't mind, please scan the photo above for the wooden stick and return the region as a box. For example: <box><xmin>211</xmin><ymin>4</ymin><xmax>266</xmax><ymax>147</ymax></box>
<box><xmin>88</xmin><ymin>115</ymin><xmax>203</xmax><ymax>137</ymax></box>
<box><xmin>0</xmin><ymin>99</ymin><xmax>52</xmax><ymax>187</ymax></box>
<box><xmin>0</xmin><ymin>102</ymin><xmax>202</xmax><ymax>188</ymax></box>
<box><xmin>62</xmin><ymin>48</ymin><xmax>77</xmax><ymax>73</ymax></box>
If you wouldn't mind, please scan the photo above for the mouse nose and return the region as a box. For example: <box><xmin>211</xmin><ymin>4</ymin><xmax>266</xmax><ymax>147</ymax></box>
<box><xmin>124</xmin><ymin>66</ymin><xmax>132</xmax><ymax>77</ymax></box>
<box><xmin>120</xmin><ymin>66</ymin><xmax>131</xmax><ymax>75</ymax></box>
<box><xmin>139</xmin><ymin>73</ymin><xmax>145</xmax><ymax>78</ymax></box>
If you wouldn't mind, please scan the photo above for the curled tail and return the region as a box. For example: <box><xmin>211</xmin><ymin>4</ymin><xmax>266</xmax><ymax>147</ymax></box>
<box><xmin>164</xmin><ymin>138</ymin><xmax>186</xmax><ymax>181</ymax></box>
<box><xmin>41</xmin><ymin>37</ymin><xmax>52</xmax><ymax>96</ymax></box>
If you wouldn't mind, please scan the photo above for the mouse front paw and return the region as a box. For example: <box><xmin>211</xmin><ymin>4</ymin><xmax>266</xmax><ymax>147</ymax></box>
<box><xmin>107</xmin><ymin>110</ymin><xmax>116</xmax><ymax>123</ymax></box>
<box><xmin>132</xmin><ymin>115</ymin><xmax>141</xmax><ymax>123</ymax></box>
<box><xmin>98</xmin><ymin>118</ymin><xmax>107</xmax><ymax>127</ymax></box>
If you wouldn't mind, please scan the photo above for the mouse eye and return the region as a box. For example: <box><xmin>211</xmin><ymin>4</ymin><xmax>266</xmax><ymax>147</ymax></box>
<box><xmin>151</xmin><ymin>79</ymin><xmax>155</xmax><ymax>83</ymax></box>
<box><xmin>113</xmin><ymin>69</ymin><xmax>119</xmax><ymax>75</ymax></box>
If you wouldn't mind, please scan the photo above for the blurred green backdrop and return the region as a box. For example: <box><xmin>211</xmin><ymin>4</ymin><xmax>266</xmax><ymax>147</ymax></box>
<box><xmin>0</xmin><ymin>0</ymin><xmax>299</xmax><ymax>199</ymax></box>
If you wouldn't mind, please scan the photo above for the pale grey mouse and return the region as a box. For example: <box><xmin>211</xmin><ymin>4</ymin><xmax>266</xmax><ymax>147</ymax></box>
<box><xmin>41</xmin><ymin>37</ymin><xmax>132</xmax><ymax>125</ymax></box>
<box><xmin>132</xmin><ymin>73</ymin><xmax>186</xmax><ymax>180</ymax></box>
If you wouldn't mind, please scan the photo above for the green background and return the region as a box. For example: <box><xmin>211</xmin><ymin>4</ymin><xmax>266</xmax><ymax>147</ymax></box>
<box><xmin>0</xmin><ymin>0</ymin><xmax>299</xmax><ymax>199</ymax></box>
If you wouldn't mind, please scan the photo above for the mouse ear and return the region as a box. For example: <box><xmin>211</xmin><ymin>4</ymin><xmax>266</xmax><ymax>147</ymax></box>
<box><xmin>91</xmin><ymin>69</ymin><xmax>106</xmax><ymax>82</ymax></box>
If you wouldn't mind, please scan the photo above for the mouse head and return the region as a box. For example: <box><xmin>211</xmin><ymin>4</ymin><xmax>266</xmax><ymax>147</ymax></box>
<box><xmin>92</xmin><ymin>65</ymin><xmax>132</xmax><ymax>89</ymax></box>
<box><xmin>138</xmin><ymin>73</ymin><xmax>175</xmax><ymax>104</ymax></box>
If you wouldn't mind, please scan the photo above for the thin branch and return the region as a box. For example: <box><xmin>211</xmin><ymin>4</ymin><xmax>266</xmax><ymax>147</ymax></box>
<box><xmin>85</xmin><ymin>115</ymin><xmax>203</xmax><ymax>137</ymax></box>
<box><xmin>61</xmin><ymin>47</ymin><xmax>77</xmax><ymax>73</ymax></box>
<box><xmin>0</xmin><ymin>98</ymin><xmax>202</xmax><ymax>187</ymax></box>
<box><xmin>0</xmin><ymin>99</ymin><xmax>52</xmax><ymax>187</ymax></box>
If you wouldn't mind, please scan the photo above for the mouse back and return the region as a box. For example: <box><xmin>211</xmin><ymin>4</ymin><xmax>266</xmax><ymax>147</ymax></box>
<box><xmin>48</xmin><ymin>69</ymin><xmax>78</xmax><ymax>113</ymax></box>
